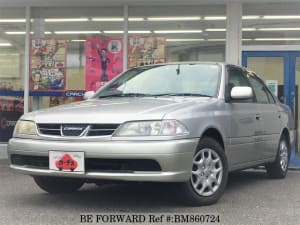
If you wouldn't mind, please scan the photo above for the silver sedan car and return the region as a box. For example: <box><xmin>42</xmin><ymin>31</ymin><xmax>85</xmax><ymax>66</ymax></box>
<box><xmin>8</xmin><ymin>62</ymin><xmax>295</xmax><ymax>205</ymax></box>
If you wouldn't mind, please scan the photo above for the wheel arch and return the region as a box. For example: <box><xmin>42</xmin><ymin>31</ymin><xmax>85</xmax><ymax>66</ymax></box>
<box><xmin>281</xmin><ymin>127</ymin><xmax>291</xmax><ymax>150</ymax></box>
<box><xmin>200</xmin><ymin>127</ymin><xmax>225</xmax><ymax>151</ymax></box>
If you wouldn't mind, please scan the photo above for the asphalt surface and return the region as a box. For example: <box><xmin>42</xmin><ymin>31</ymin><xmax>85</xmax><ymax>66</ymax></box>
<box><xmin>0</xmin><ymin>159</ymin><xmax>300</xmax><ymax>225</ymax></box>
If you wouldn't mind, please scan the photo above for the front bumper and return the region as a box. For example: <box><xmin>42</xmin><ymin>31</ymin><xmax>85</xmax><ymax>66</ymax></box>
<box><xmin>8</xmin><ymin>137</ymin><xmax>198</xmax><ymax>182</ymax></box>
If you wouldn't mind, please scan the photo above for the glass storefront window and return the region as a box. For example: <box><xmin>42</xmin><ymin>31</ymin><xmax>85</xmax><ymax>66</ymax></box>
<box><xmin>29</xmin><ymin>7</ymin><xmax>123</xmax><ymax>110</ymax></box>
<box><xmin>0</xmin><ymin>7</ymin><xmax>25</xmax><ymax>91</ymax></box>
<box><xmin>128</xmin><ymin>5</ymin><xmax>226</xmax><ymax>66</ymax></box>
<box><xmin>0</xmin><ymin>7</ymin><xmax>25</xmax><ymax>142</ymax></box>
<box><xmin>243</xmin><ymin>3</ymin><xmax>300</xmax><ymax>45</ymax></box>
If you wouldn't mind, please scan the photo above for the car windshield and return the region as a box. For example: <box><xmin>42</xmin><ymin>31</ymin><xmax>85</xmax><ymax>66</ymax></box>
<box><xmin>94</xmin><ymin>64</ymin><xmax>221</xmax><ymax>98</ymax></box>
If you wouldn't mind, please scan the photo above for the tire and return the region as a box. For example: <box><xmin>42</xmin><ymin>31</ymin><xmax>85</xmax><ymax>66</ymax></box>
<box><xmin>33</xmin><ymin>176</ymin><xmax>84</xmax><ymax>194</ymax></box>
<box><xmin>179</xmin><ymin>137</ymin><xmax>228</xmax><ymax>206</ymax></box>
<box><xmin>265</xmin><ymin>135</ymin><xmax>290</xmax><ymax>179</ymax></box>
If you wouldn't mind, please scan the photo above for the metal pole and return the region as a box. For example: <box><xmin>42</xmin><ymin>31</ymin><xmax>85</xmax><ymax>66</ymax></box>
<box><xmin>24</xmin><ymin>6</ymin><xmax>31</xmax><ymax>114</ymax></box>
<box><xmin>123</xmin><ymin>5</ymin><xmax>128</xmax><ymax>71</ymax></box>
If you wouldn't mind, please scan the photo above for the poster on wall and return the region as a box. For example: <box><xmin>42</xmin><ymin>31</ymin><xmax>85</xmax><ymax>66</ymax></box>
<box><xmin>265</xmin><ymin>80</ymin><xmax>278</xmax><ymax>96</ymax></box>
<box><xmin>0</xmin><ymin>97</ymin><xmax>23</xmax><ymax>142</ymax></box>
<box><xmin>85</xmin><ymin>38</ymin><xmax>123</xmax><ymax>92</ymax></box>
<box><xmin>30</xmin><ymin>38</ymin><xmax>67</xmax><ymax>91</ymax></box>
<box><xmin>128</xmin><ymin>36</ymin><xmax>166</xmax><ymax>68</ymax></box>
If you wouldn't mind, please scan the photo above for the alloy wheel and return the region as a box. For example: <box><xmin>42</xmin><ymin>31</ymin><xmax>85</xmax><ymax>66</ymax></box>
<box><xmin>279</xmin><ymin>140</ymin><xmax>289</xmax><ymax>172</ymax></box>
<box><xmin>191</xmin><ymin>148</ymin><xmax>223</xmax><ymax>197</ymax></box>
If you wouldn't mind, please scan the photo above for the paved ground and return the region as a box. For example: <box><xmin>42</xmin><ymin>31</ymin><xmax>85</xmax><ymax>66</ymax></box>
<box><xmin>0</xmin><ymin>159</ymin><xmax>300</xmax><ymax>225</ymax></box>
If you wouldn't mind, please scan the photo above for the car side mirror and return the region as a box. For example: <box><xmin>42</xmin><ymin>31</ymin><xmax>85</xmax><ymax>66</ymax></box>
<box><xmin>230</xmin><ymin>86</ymin><xmax>253</xmax><ymax>100</ymax></box>
<box><xmin>83</xmin><ymin>91</ymin><xmax>95</xmax><ymax>100</ymax></box>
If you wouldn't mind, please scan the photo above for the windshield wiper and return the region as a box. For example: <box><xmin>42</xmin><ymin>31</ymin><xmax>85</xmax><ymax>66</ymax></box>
<box><xmin>98</xmin><ymin>93</ymin><xmax>153</xmax><ymax>98</ymax></box>
<box><xmin>153</xmin><ymin>93</ymin><xmax>212</xmax><ymax>97</ymax></box>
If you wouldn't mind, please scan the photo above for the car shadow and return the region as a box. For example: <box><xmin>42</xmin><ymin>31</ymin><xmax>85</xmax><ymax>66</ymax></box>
<box><xmin>13</xmin><ymin>169</ymin><xmax>276</xmax><ymax>210</ymax></box>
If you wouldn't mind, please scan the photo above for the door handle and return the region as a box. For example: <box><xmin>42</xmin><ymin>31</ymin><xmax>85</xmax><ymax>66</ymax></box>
<box><xmin>277</xmin><ymin>111</ymin><xmax>281</xmax><ymax>119</ymax></box>
<box><xmin>255</xmin><ymin>114</ymin><xmax>261</xmax><ymax>120</ymax></box>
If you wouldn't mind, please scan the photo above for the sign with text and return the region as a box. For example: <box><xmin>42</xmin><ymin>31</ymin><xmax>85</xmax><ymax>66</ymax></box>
<box><xmin>30</xmin><ymin>38</ymin><xmax>67</xmax><ymax>91</ymax></box>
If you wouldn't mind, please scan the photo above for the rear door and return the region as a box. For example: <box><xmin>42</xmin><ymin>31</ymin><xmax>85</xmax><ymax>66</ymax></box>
<box><xmin>247</xmin><ymin>73</ymin><xmax>282</xmax><ymax>160</ymax></box>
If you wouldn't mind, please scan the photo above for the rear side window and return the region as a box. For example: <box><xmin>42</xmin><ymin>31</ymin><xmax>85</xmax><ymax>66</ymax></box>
<box><xmin>248</xmin><ymin>76</ymin><xmax>275</xmax><ymax>104</ymax></box>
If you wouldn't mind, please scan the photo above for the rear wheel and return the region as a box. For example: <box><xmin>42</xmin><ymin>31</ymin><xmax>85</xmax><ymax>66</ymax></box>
<box><xmin>33</xmin><ymin>176</ymin><xmax>84</xmax><ymax>194</ymax></box>
<box><xmin>265</xmin><ymin>136</ymin><xmax>290</xmax><ymax>178</ymax></box>
<box><xmin>179</xmin><ymin>137</ymin><xmax>228</xmax><ymax>206</ymax></box>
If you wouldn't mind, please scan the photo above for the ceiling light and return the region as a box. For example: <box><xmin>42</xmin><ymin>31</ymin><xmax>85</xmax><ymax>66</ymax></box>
<box><xmin>263</xmin><ymin>15</ymin><xmax>300</xmax><ymax>19</ymax></box>
<box><xmin>258</xmin><ymin>28</ymin><xmax>300</xmax><ymax>31</ymax></box>
<box><xmin>45</xmin><ymin>18</ymin><xmax>89</xmax><ymax>22</ymax></box>
<box><xmin>91</xmin><ymin>17</ymin><xmax>144</xmax><ymax>22</ymax></box>
<box><xmin>205</xmin><ymin>28</ymin><xmax>226</xmax><ymax>32</ymax></box>
<box><xmin>154</xmin><ymin>30</ymin><xmax>202</xmax><ymax>34</ymax></box>
<box><xmin>242</xmin><ymin>39</ymin><xmax>253</xmax><ymax>41</ymax></box>
<box><xmin>92</xmin><ymin>17</ymin><xmax>123</xmax><ymax>22</ymax></box>
<box><xmin>148</xmin><ymin>17</ymin><xmax>201</xmax><ymax>21</ymax></box>
<box><xmin>129</xmin><ymin>18</ymin><xmax>145</xmax><ymax>21</ymax></box>
<box><xmin>54</xmin><ymin>31</ymin><xmax>101</xmax><ymax>34</ymax></box>
<box><xmin>5</xmin><ymin>31</ymin><xmax>35</xmax><ymax>35</ymax></box>
<box><xmin>204</xmin><ymin>16</ymin><xmax>226</xmax><ymax>20</ymax></box>
<box><xmin>5</xmin><ymin>31</ymin><xmax>51</xmax><ymax>35</ymax></box>
<box><xmin>0</xmin><ymin>19</ymin><xmax>26</xmax><ymax>23</ymax></box>
<box><xmin>103</xmin><ymin>30</ymin><xmax>151</xmax><ymax>34</ymax></box>
<box><xmin>71</xmin><ymin>40</ymin><xmax>86</xmax><ymax>42</ymax></box>
<box><xmin>166</xmin><ymin>38</ymin><xmax>204</xmax><ymax>42</ymax></box>
<box><xmin>255</xmin><ymin>38</ymin><xmax>300</xmax><ymax>41</ymax></box>
<box><xmin>242</xmin><ymin>28</ymin><xmax>257</xmax><ymax>31</ymax></box>
<box><xmin>0</xmin><ymin>43</ymin><xmax>12</xmax><ymax>46</ymax></box>
<box><xmin>242</xmin><ymin>15</ymin><xmax>260</xmax><ymax>20</ymax></box>
<box><xmin>5</xmin><ymin>31</ymin><xmax>26</xmax><ymax>35</ymax></box>
<box><xmin>103</xmin><ymin>31</ymin><xmax>123</xmax><ymax>34</ymax></box>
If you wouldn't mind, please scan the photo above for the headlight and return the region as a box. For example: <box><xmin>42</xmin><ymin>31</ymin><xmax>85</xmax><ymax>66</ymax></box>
<box><xmin>14</xmin><ymin>120</ymin><xmax>37</xmax><ymax>136</ymax></box>
<box><xmin>113</xmin><ymin>120</ymin><xmax>189</xmax><ymax>137</ymax></box>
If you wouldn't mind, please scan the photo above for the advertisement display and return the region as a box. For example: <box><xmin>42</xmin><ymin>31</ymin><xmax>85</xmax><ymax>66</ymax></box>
<box><xmin>85</xmin><ymin>38</ymin><xmax>123</xmax><ymax>91</ymax></box>
<box><xmin>128</xmin><ymin>36</ymin><xmax>166</xmax><ymax>68</ymax></box>
<box><xmin>0</xmin><ymin>97</ymin><xmax>23</xmax><ymax>142</ymax></box>
<box><xmin>265</xmin><ymin>80</ymin><xmax>278</xmax><ymax>96</ymax></box>
<box><xmin>30</xmin><ymin>39</ymin><xmax>67</xmax><ymax>91</ymax></box>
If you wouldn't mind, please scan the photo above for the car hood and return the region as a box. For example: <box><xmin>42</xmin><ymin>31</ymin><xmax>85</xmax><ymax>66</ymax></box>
<box><xmin>23</xmin><ymin>97</ymin><xmax>214</xmax><ymax>124</ymax></box>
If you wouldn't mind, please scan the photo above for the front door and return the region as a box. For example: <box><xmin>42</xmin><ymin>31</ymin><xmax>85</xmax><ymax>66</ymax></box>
<box><xmin>227</xmin><ymin>65</ymin><xmax>259</xmax><ymax>166</ymax></box>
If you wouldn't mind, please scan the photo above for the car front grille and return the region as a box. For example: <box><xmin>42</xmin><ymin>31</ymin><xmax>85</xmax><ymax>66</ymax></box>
<box><xmin>11</xmin><ymin>154</ymin><xmax>162</xmax><ymax>172</ymax></box>
<box><xmin>11</xmin><ymin>154</ymin><xmax>49</xmax><ymax>169</ymax></box>
<box><xmin>37</xmin><ymin>123</ymin><xmax>120</xmax><ymax>137</ymax></box>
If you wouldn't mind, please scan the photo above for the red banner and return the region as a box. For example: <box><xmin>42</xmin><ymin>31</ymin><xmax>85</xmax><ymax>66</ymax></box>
<box><xmin>85</xmin><ymin>38</ymin><xmax>123</xmax><ymax>91</ymax></box>
<box><xmin>30</xmin><ymin>39</ymin><xmax>67</xmax><ymax>91</ymax></box>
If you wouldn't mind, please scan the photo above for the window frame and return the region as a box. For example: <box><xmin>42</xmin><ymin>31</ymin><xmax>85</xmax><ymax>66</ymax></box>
<box><xmin>225</xmin><ymin>64</ymin><xmax>255</xmax><ymax>103</ymax></box>
<box><xmin>246</xmin><ymin>71</ymin><xmax>276</xmax><ymax>105</ymax></box>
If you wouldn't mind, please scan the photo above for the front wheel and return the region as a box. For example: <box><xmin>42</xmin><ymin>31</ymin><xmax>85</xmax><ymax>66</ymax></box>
<box><xmin>33</xmin><ymin>176</ymin><xmax>85</xmax><ymax>194</ymax></box>
<box><xmin>179</xmin><ymin>137</ymin><xmax>228</xmax><ymax>206</ymax></box>
<box><xmin>265</xmin><ymin>136</ymin><xmax>290</xmax><ymax>179</ymax></box>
